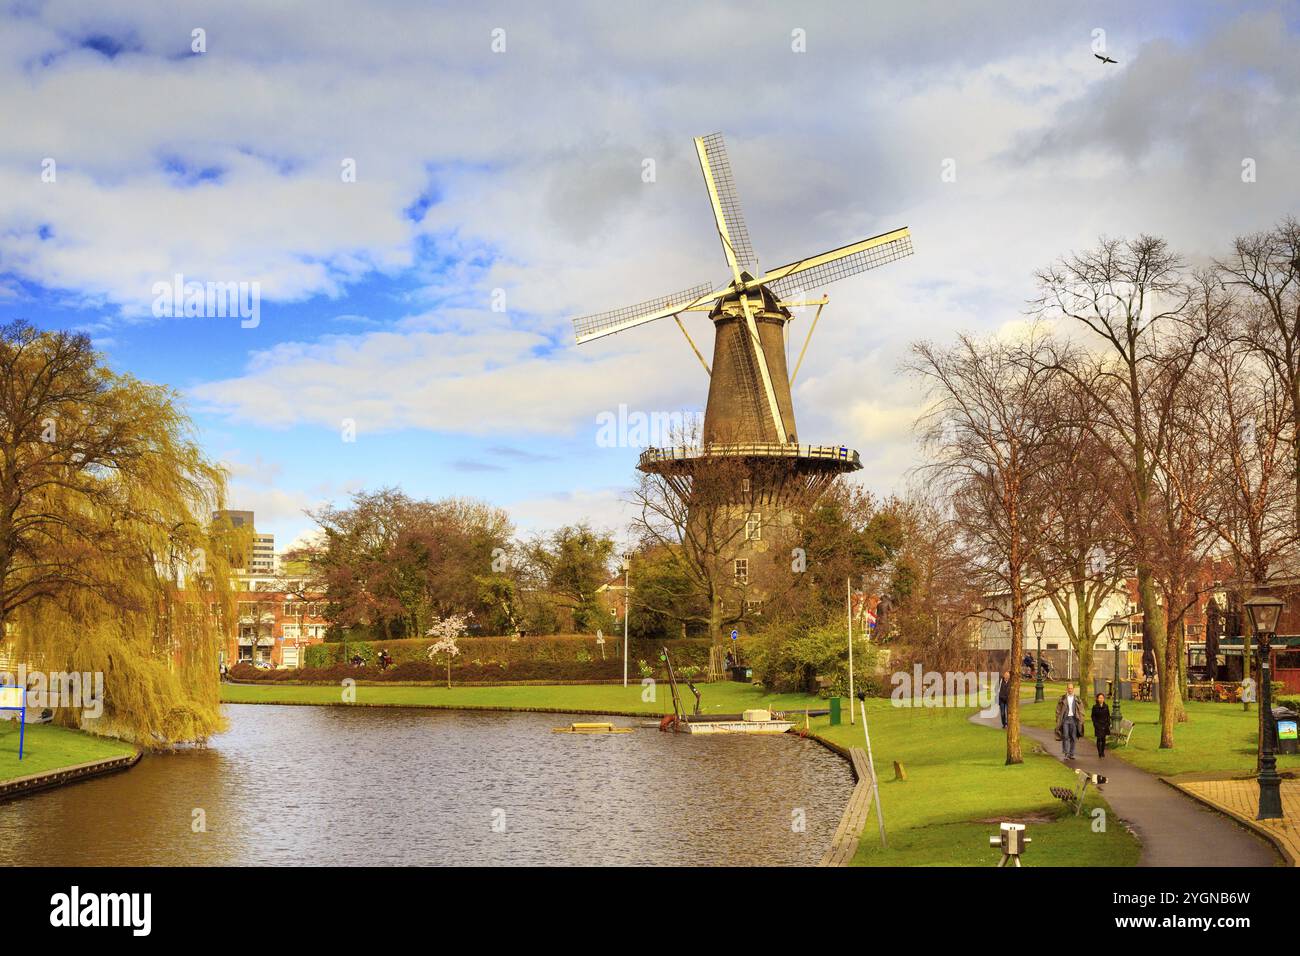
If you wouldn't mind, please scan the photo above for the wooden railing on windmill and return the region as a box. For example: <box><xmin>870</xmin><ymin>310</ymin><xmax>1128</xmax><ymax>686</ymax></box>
<box><xmin>570</xmin><ymin>131</ymin><xmax>913</xmax><ymax>462</ymax></box>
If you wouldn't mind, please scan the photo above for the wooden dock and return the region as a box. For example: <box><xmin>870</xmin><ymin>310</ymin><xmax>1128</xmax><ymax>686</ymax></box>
<box><xmin>819</xmin><ymin>746</ymin><xmax>875</xmax><ymax>867</ymax></box>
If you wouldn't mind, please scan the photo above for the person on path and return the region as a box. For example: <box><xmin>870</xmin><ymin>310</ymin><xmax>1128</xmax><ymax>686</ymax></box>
<box><xmin>1091</xmin><ymin>692</ymin><xmax>1111</xmax><ymax>758</ymax></box>
<box><xmin>997</xmin><ymin>670</ymin><xmax>1011</xmax><ymax>728</ymax></box>
<box><xmin>1055</xmin><ymin>682</ymin><xmax>1084</xmax><ymax>760</ymax></box>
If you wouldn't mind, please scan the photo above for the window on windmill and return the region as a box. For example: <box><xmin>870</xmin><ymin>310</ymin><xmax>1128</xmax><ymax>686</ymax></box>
<box><xmin>745</xmin><ymin>512</ymin><xmax>762</xmax><ymax>541</ymax></box>
<box><xmin>745</xmin><ymin>599</ymin><xmax>763</xmax><ymax>616</ymax></box>
<box><xmin>734</xmin><ymin>559</ymin><xmax>748</xmax><ymax>585</ymax></box>
<box><xmin>742</xmin><ymin>477</ymin><xmax>751</xmax><ymax>493</ymax></box>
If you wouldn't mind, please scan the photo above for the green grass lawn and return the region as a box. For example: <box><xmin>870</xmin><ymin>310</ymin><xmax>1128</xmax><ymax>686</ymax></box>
<box><xmin>810</xmin><ymin>702</ymin><xmax>1139</xmax><ymax>866</ymax></box>
<box><xmin>225</xmin><ymin>680</ymin><xmax>1140</xmax><ymax>867</ymax></box>
<box><xmin>1016</xmin><ymin>683</ymin><xmax>1300</xmax><ymax>778</ymax></box>
<box><xmin>220</xmin><ymin>679</ymin><xmax>824</xmax><ymax>715</ymax></box>
<box><xmin>0</xmin><ymin>721</ymin><xmax>136</xmax><ymax>783</ymax></box>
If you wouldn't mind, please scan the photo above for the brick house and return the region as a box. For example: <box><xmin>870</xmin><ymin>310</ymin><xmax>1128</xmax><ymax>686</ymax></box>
<box><xmin>226</xmin><ymin>574</ymin><xmax>329</xmax><ymax>668</ymax></box>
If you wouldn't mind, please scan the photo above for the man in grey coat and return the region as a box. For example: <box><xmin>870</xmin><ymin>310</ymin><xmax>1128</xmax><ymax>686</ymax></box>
<box><xmin>1055</xmin><ymin>682</ymin><xmax>1084</xmax><ymax>760</ymax></box>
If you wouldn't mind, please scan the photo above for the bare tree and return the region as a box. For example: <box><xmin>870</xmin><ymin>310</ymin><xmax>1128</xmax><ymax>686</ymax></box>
<box><xmin>1218</xmin><ymin>217</ymin><xmax>1300</xmax><ymax>536</ymax></box>
<box><xmin>1168</xmin><ymin>276</ymin><xmax>1294</xmax><ymax>583</ymax></box>
<box><xmin>910</xmin><ymin>329</ymin><xmax>1054</xmax><ymax>764</ymax></box>
<box><xmin>1028</xmin><ymin>366</ymin><xmax>1130</xmax><ymax>701</ymax></box>
<box><xmin>1169</xmin><ymin>275</ymin><xmax>1297</xmax><ymax>760</ymax></box>
<box><xmin>1035</xmin><ymin>235</ymin><xmax>1204</xmax><ymax>749</ymax></box>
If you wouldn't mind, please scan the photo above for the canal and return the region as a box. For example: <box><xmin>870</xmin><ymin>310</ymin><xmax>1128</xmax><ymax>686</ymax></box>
<box><xmin>0</xmin><ymin>705</ymin><xmax>855</xmax><ymax>865</ymax></box>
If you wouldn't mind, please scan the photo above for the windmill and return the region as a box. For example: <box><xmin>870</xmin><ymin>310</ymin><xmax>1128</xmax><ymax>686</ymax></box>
<box><xmin>572</xmin><ymin>132</ymin><xmax>913</xmax><ymax>502</ymax></box>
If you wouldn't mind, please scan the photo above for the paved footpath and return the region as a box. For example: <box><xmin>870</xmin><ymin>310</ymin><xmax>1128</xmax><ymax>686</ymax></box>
<box><xmin>1174</xmin><ymin>776</ymin><xmax>1300</xmax><ymax>865</ymax></box>
<box><xmin>971</xmin><ymin>710</ymin><xmax>1280</xmax><ymax>866</ymax></box>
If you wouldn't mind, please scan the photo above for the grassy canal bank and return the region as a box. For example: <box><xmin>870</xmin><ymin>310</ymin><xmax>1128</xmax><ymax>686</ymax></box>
<box><xmin>223</xmin><ymin>681</ymin><xmax>1140</xmax><ymax>866</ymax></box>
<box><xmin>0</xmin><ymin>722</ymin><xmax>136</xmax><ymax>784</ymax></box>
<box><xmin>220</xmin><ymin>680</ymin><xmax>822</xmax><ymax>715</ymax></box>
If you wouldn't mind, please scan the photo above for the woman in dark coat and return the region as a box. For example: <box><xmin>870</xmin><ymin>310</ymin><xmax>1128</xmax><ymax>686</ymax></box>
<box><xmin>1091</xmin><ymin>693</ymin><xmax>1111</xmax><ymax>758</ymax></box>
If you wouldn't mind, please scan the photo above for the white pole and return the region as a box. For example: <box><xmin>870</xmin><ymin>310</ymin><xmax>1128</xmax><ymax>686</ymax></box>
<box><xmin>622</xmin><ymin>561</ymin><xmax>630</xmax><ymax>688</ymax></box>
<box><xmin>847</xmin><ymin>577</ymin><xmax>855</xmax><ymax>725</ymax></box>
<box><xmin>860</xmin><ymin>696</ymin><xmax>887</xmax><ymax>847</ymax></box>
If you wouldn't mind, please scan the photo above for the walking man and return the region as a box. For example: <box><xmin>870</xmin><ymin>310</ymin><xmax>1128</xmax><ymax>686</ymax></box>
<box><xmin>1055</xmin><ymin>682</ymin><xmax>1083</xmax><ymax>760</ymax></box>
<box><xmin>997</xmin><ymin>670</ymin><xmax>1011</xmax><ymax>729</ymax></box>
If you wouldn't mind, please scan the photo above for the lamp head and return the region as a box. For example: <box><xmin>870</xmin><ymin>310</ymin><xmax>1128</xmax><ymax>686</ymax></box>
<box><xmin>1244</xmin><ymin>593</ymin><xmax>1285</xmax><ymax>637</ymax></box>
<box><xmin>1105</xmin><ymin>615</ymin><xmax>1128</xmax><ymax>646</ymax></box>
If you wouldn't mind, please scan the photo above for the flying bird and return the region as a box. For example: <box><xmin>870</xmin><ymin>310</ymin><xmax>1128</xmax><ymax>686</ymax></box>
<box><xmin>1094</xmin><ymin>53</ymin><xmax>1118</xmax><ymax>64</ymax></box>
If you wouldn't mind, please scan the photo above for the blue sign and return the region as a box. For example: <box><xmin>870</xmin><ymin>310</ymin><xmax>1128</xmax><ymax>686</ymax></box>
<box><xmin>730</xmin><ymin>629</ymin><xmax>739</xmax><ymax>641</ymax></box>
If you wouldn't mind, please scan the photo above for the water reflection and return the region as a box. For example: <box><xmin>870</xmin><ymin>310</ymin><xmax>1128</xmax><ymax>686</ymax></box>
<box><xmin>0</xmin><ymin>705</ymin><xmax>854</xmax><ymax>866</ymax></box>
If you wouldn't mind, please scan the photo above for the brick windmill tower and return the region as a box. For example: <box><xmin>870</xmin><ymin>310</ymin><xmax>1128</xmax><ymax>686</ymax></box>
<box><xmin>573</xmin><ymin>133</ymin><xmax>913</xmax><ymax>639</ymax></box>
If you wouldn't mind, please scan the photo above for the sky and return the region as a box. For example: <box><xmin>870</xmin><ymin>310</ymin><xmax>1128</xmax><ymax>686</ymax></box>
<box><xmin>1</xmin><ymin>0</ymin><xmax>1298</xmax><ymax>551</ymax></box>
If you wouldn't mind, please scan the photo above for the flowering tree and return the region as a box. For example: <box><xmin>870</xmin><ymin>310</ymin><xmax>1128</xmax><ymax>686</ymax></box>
<box><xmin>427</xmin><ymin>614</ymin><xmax>468</xmax><ymax>688</ymax></box>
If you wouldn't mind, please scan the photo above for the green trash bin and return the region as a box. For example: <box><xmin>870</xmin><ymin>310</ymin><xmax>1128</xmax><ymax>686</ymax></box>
<box><xmin>829</xmin><ymin>696</ymin><xmax>842</xmax><ymax>726</ymax></box>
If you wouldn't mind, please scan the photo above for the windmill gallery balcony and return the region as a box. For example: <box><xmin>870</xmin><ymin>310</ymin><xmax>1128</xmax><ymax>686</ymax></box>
<box><xmin>638</xmin><ymin>442</ymin><xmax>861</xmax><ymax>471</ymax></box>
<box><xmin>638</xmin><ymin>443</ymin><xmax>863</xmax><ymax>506</ymax></box>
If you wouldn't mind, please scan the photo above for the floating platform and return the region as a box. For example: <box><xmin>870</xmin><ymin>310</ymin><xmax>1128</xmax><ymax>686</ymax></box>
<box><xmin>677</xmin><ymin>719</ymin><xmax>795</xmax><ymax>735</ymax></box>
<box><xmin>671</xmin><ymin>709</ymin><xmax>794</xmax><ymax>735</ymax></box>
<box><xmin>551</xmin><ymin>721</ymin><xmax>632</xmax><ymax>734</ymax></box>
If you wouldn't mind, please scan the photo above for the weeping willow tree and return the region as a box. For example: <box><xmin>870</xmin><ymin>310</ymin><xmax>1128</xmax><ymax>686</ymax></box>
<box><xmin>0</xmin><ymin>321</ymin><xmax>242</xmax><ymax>747</ymax></box>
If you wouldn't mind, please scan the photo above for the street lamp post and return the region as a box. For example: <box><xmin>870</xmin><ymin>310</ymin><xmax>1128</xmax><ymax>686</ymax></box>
<box><xmin>1244</xmin><ymin>594</ymin><xmax>1285</xmax><ymax>821</ymax></box>
<box><xmin>1105</xmin><ymin>615</ymin><xmax>1128</xmax><ymax>723</ymax></box>
<box><xmin>1033</xmin><ymin>610</ymin><xmax>1046</xmax><ymax>703</ymax></box>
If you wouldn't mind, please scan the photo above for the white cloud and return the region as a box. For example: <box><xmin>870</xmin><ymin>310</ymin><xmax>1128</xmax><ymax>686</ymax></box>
<box><xmin>190</xmin><ymin>320</ymin><xmax>707</xmax><ymax>437</ymax></box>
<box><xmin>3</xmin><ymin>1</ymin><xmax>1299</xmax><ymax>530</ymax></box>
<box><xmin>508</xmin><ymin>486</ymin><xmax>632</xmax><ymax>541</ymax></box>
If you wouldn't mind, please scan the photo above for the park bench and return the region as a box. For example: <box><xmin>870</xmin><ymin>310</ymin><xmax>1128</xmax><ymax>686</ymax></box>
<box><xmin>1049</xmin><ymin>769</ymin><xmax>1105</xmax><ymax>816</ymax></box>
<box><xmin>1049</xmin><ymin>785</ymin><xmax>1079</xmax><ymax>813</ymax></box>
<box><xmin>1108</xmin><ymin>718</ymin><xmax>1135</xmax><ymax>749</ymax></box>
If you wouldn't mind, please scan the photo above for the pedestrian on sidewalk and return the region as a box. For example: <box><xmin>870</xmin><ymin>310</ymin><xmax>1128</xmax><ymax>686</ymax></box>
<box><xmin>998</xmin><ymin>670</ymin><xmax>1011</xmax><ymax>728</ymax></box>
<box><xmin>1091</xmin><ymin>692</ymin><xmax>1111</xmax><ymax>758</ymax></box>
<box><xmin>1055</xmin><ymin>682</ymin><xmax>1084</xmax><ymax>760</ymax></box>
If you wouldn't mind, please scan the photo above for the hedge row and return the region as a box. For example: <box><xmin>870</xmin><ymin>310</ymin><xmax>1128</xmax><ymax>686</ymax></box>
<box><xmin>253</xmin><ymin>635</ymin><xmax>714</xmax><ymax>684</ymax></box>
<box><xmin>233</xmin><ymin>659</ymin><xmax>633</xmax><ymax>683</ymax></box>
<box><xmin>311</xmin><ymin>634</ymin><xmax>710</xmax><ymax>665</ymax></box>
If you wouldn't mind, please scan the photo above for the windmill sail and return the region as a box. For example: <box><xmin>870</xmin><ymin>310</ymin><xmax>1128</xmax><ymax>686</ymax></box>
<box><xmin>698</xmin><ymin>133</ymin><xmax>757</xmax><ymax>276</ymax></box>
<box><xmin>763</xmin><ymin>228</ymin><xmax>913</xmax><ymax>299</ymax></box>
<box><xmin>572</xmin><ymin>282</ymin><xmax>718</xmax><ymax>344</ymax></box>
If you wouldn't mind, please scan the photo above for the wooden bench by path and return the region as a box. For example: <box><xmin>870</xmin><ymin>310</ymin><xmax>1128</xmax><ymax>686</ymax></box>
<box><xmin>1108</xmin><ymin>718</ymin><xmax>1135</xmax><ymax>748</ymax></box>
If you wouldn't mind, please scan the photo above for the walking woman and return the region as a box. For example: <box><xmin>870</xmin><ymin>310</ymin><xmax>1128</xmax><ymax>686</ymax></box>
<box><xmin>1092</xmin><ymin>693</ymin><xmax>1111</xmax><ymax>758</ymax></box>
